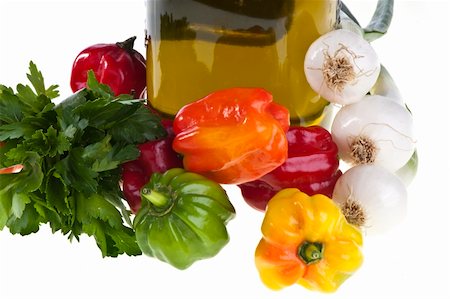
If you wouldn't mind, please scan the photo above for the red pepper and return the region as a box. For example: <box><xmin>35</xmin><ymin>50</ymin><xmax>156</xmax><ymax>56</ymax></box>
<box><xmin>0</xmin><ymin>164</ymin><xmax>24</xmax><ymax>174</ymax></box>
<box><xmin>121</xmin><ymin>120</ymin><xmax>183</xmax><ymax>213</ymax></box>
<box><xmin>238</xmin><ymin>126</ymin><xmax>342</xmax><ymax>211</ymax></box>
<box><xmin>70</xmin><ymin>36</ymin><xmax>146</xmax><ymax>97</ymax></box>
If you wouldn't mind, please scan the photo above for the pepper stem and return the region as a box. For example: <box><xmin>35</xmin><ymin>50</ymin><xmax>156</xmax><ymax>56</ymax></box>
<box><xmin>298</xmin><ymin>241</ymin><xmax>324</xmax><ymax>265</ymax></box>
<box><xmin>141</xmin><ymin>188</ymin><xmax>169</xmax><ymax>208</ymax></box>
<box><xmin>116</xmin><ymin>36</ymin><xmax>137</xmax><ymax>52</ymax></box>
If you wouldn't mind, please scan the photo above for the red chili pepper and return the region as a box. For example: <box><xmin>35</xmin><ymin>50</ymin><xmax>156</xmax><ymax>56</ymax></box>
<box><xmin>121</xmin><ymin>120</ymin><xmax>183</xmax><ymax>213</ymax></box>
<box><xmin>0</xmin><ymin>164</ymin><xmax>24</xmax><ymax>174</ymax></box>
<box><xmin>238</xmin><ymin>125</ymin><xmax>342</xmax><ymax>211</ymax></box>
<box><xmin>70</xmin><ymin>36</ymin><xmax>146</xmax><ymax>97</ymax></box>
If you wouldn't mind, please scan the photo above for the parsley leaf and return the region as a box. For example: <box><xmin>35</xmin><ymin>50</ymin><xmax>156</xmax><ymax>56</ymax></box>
<box><xmin>26</xmin><ymin>61</ymin><xmax>59</xmax><ymax>99</ymax></box>
<box><xmin>110</xmin><ymin>105</ymin><xmax>167</xmax><ymax>143</ymax></box>
<box><xmin>55</xmin><ymin>147</ymin><xmax>99</xmax><ymax>195</ymax></box>
<box><xmin>7</xmin><ymin>202</ymin><xmax>43</xmax><ymax>235</ymax></box>
<box><xmin>44</xmin><ymin>170</ymin><xmax>70</xmax><ymax>216</ymax></box>
<box><xmin>86</xmin><ymin>70</ymin><xmax>114</xmax><ymax>101</ymax></box>
<box><xmin>76</xmin><ymin>193</ymin><xmax>123</xmax><ymax>229</ymax></box>
<box><xmin>0</xmin><ymin>122</ymin><xmax>37</xmax><ymax>140</ymax></box>
<box><xmin>11</xmin><ymin>193</ymin><xmax>31</xmax><ymax>218</ymax></box>
<box><xmin>0</xmin><ymin>88</ymin><xmax>24</xmax><ymax>123</ymax></box>
<box><xmin>76</xmin><ymin>192</ymin><xmax>141</xmax><ymax>256</ymax></box>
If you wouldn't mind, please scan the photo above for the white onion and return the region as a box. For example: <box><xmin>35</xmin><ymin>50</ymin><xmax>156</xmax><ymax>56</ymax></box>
<box><xmin>304</xmin><ymin>29</ymin><xmax>380</xmax><ymax>105</ymax></box>
<box><xmin>332</xmin><ymin>164</ymin><xmax>407</xmax><ymax>235</ymax></box>
<box><xmin>331</xmin><ymin>95</ymin><xmax>415</xmax><ymax>172</ymax></box>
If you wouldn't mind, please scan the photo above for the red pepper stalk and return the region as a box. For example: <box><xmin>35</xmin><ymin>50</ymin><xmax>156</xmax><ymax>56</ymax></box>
<box><xmin>121</xmin><ymin>120</ymin><xmax>183</xmax><ymax>213</ymax></box>
<box><xmin>238</xmin><ymin>126</ymin><xmax>342</xmax><ymax>211</ymax></box>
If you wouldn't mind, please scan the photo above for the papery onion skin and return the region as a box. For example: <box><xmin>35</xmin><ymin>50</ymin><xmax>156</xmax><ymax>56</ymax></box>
<box><xmin>332</xmin><ymin>164</ymin><xmax>407</xmax><ymax>235</ymax></box>
<box><xmin>331</xmin><ymin>95</ymin><xmax>415</xmax><ymax>172</ymax></box>
<box><xmin>304</xmin><ymin>29</ymin><xmax>380</xmax><ymax>105</ymax></box>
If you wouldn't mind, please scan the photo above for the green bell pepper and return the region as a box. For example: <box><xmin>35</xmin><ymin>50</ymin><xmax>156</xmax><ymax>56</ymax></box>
<box><xmin>133</xmin><ymin>168</ymin><xmax>235</xmax><ymax>269</ymax></box>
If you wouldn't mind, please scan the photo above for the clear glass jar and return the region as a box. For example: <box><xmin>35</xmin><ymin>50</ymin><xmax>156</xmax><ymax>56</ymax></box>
<box><xmin>145</xmin><ymin>0</ymin><xmax>339</xmax><ymax>124</ymax></box>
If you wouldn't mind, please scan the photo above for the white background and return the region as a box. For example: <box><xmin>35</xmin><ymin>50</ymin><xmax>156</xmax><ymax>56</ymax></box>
<box><xmin>0</xmin><ymin>1</ymin><xmax>449</xmax><ymax>298</ymax></box>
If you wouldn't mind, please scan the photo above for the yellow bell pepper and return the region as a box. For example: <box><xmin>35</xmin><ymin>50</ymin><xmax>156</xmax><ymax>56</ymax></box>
<box><xmin>255</xmin><ymin>188</ymin><xmax>364</xmax><ymax>293</ymax></box>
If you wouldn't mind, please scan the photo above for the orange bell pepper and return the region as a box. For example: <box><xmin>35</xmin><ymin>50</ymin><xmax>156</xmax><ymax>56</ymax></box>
<box><xmin>172</xmin><ymin>88</ymin><xmax>289</xmax><ymax>184</ymax></box>
<box><xmin>255</xmin><ymin>188</ymin><xmax>364</xmax><ymax>292</ymax></box>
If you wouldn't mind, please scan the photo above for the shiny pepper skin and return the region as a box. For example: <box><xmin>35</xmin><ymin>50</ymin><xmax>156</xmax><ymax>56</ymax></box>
<box><xmin>134</xmin><ymin>168</ymin><xmax>235</xmax><ymax>269</ymax></box>
<box><xmin>255</xmin><ymin>188</ymin><xmax>364</xmax><ymax>292</ymax></box>
<box><xmin>172</xmin><ymin>88</ymin><xmax>290</xmax><ymax>184</ymax></box>
<box><xmin>70</xmin><ymin>36</ymin><xmax>146</xmax><ymax>96</ymax></box>
<box><xmin>121</xmin><ymin>120</ymin><xmax>183</xmax><ymax>213</ymax></box>
<box><xmin>239</xmin><ymin>125</ymin><xmax>342</xmax><ymax>211</ymax></box>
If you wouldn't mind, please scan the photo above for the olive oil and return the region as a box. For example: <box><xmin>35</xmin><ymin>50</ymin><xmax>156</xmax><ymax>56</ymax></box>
<box><xmin>146</xmin><ymin>0</ymin><xmax>338</xmax><ymax>124</ymax></box>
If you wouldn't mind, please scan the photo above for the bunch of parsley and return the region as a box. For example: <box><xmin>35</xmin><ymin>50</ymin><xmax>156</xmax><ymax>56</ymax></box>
<box><xmin>0</xmin><ymin>62</ymin><xmax>165</xmax><ymax>257</ymax></box>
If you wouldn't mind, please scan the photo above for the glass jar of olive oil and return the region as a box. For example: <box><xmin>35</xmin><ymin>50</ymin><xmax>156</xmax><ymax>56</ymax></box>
<box><xmin>145</xmin><ymin>0</ymin><xmax>339</xmax><ymax>124</ymax></box>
